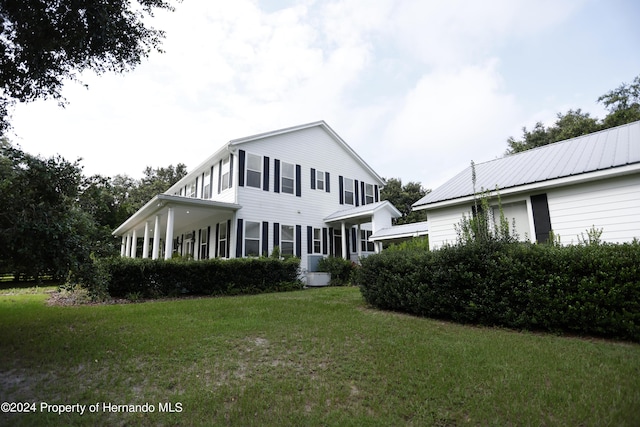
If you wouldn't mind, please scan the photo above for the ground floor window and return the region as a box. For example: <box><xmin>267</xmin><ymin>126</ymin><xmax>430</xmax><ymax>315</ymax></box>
<box><xmin>218</xmin><ymin>222</ymin><xmax>228</xmax><ymax>258</ymax></box>
<box><xmin>281</xmin><ymin>225</ymin><xmax>294</xmax><ymax>256</ymax></box>
<box><xmin>313</xmin><ymin>228</ymin><xmax>322</xmax><ymax>254</ymax></box>
<box><xmin>200</xmin><ymin>228</ymin><xmax>209</xmax><ymax>259</ymax></box>
<box><xmin>360</xmin><ymin>229</ymin><xmax>374</xmax><ymax>252</ymax></box>
<box><xmin>245</xmin><ymin>221</ymin><xmax>261</xmax><ymax>257</ymax></box>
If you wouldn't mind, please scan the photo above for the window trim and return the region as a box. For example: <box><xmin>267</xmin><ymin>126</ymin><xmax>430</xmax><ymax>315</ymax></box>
<box><xmin>365</xmin><ymin>183</ymin><xmax>374</xmax><ymax>205</ymax></box>
<box><xmin>316</xmin><ymin>170</ymin><xmax>325</xmax><ymax>191</ymax></box>
<box><xmin>360</xmin><ymin>229</ymin><xmax>374</xmax><ymax>252</ymax></box>
<box><xmin>245</xmin><ymin>153</ymin><xmax>262</xmax><ymax>189</ymax></box>
<box><xmin>221</xmin><ymin>157</ymin><xmax>231</xmax><ymax>192</ymax></box>
<box><xmin>344</xmin><ymin>178</ymin><xmax>354</xmax><ymax>205</ymax></box>
<box><xmin>280</xmin><ymin>224</ymin><xmax>295</xmax><ymax>256</ymax></box>
<box><xmin>313</xmin><ymin>227</ymin><xmax>322</xmax><ymax>254</ymax></box>
<box><xmin>281</xmin><ymin>161</ymin><xmax>295</xmax><ymax>195</ymax></box>
<box><xmin>244</xmin><ymin>221</ymin><xmax>261</xmax><ymax>257</ymax></box>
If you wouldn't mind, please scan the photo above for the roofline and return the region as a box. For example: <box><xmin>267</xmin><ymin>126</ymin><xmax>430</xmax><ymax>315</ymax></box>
<box><xmin>324</xmin><ymin>201</ymin><xmax>402</xmax><ymax>223</ymax></box>
<box><xmin>414</xmin><ymin>162</ymin><xmax>640</xmax><ymax>211</ymax></box>
<box><xmin>112</xmin><ymin>194</ymin><xmax>241</xmax><ymax>236</ymax></box>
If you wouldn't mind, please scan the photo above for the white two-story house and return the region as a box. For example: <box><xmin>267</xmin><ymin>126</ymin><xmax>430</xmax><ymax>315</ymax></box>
<box><xmin>113</xmin><ymin>121</ymin><xmax>401</xmax><ymax>272</ymax></box>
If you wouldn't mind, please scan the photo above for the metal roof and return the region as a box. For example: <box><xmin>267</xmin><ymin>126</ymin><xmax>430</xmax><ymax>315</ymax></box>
<box><xmin>323</xmin><ymin>201</ymin><xmax>401</xmax><ymax>223</ymax></box>
<box><xmin>414</xmin><ymin>120</ymin><xmax>640</xmax><ymax>207</ymax></box>
<box><xmin>369</xmin><ymin>221</ymin><xmax>429</xmax><ymax>242</ymax></box>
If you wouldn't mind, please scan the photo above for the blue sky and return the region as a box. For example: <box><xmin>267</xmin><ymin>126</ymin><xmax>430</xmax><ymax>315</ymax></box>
<box><xmin>8</xmin><ymin>0</ymin><xmax>640</xmax><ymax>190</ymax></box>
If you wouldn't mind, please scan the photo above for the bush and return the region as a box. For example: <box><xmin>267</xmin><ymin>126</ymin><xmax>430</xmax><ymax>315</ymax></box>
<box><xmin>74</xmin><ymin>257</ymin><xmax>302</xmax><ymax>299</ymax></box>
<box><xmin>317</xmin><ymin>256</ymin><xmax>358</xmax><ymax>286</ymax></box>
<box><xmin>356</xmin><ymin>240</ymin><xmax>640</xmax><ymax>342</ymax></box>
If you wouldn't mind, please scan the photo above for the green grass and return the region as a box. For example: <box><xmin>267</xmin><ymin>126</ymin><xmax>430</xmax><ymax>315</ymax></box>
<box><xmin>1</xmin><ymin>287</ymin><xmax>639</xmax><ymax>426</ymax></box>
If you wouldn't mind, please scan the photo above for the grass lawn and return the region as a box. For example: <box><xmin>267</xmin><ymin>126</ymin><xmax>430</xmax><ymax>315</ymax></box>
<box><xmin>1</xmin><ymin>286</ymin><xmax>639</xmax><ymax>426</ymax></box>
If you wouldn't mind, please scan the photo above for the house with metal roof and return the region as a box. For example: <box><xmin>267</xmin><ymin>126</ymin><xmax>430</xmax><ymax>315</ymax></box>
<box><xmin>113</xmin><ymin>121</ymin><xmax>402</xmax><ymax>274</ymax></box>
<box><xmin>412</xmin><ymin>120</ymin><xmax>640</xmax><ymax>249</ymax></box>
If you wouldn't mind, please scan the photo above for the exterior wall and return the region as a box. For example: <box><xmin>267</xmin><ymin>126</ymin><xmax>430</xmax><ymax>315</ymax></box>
<box><xmin>426</xmin><ymin>172</ymin><xmax>640</xmax><ymax>249</ymax></box>
<box><xmin>547</xmin><ymin>173</ymin><xmax>640</xmax><ymax>244</ymax></box>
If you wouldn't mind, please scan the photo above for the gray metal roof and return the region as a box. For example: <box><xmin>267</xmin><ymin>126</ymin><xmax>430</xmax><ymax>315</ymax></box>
<box><xmin>369</xmin><ymin>221</ymin><xmax>429</xmax><ymax>241</ymax></box>
<box><xmin>414</xmin><ymin>120</ymin><xmax>640</xmax><ymax>207</ymax></box>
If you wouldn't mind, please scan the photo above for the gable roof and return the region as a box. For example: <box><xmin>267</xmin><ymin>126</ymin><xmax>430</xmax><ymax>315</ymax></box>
<box><xmin>324</xmin><ymin>201</ymin><xmax>401</xmax><ymax>224</ymax></box>
<box><xmin>414</xmin><ymin>120</ymin><xmax>640</xmax><ymax>208</ymax></box>
<box><xmin>166</xmin><ymin>121</ymin><xmax>384</xmax><ymax>195</ymax></box>
<box><xmin>369</xmin><ymin>221</ymin><xmax>429</xmax><ymax>242</ymax></box>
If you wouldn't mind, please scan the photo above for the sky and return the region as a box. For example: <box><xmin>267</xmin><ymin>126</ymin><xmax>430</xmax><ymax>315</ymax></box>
<box><xmin>7</xmin><ymin>0</ymin><xmax>640</xmax><ymax>190</ymax></box>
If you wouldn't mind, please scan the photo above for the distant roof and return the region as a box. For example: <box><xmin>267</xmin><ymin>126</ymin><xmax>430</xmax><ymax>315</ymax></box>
<box><xmin>324</xmin><ymin>201</ymin><xmax>401</xmax><ymax>223</ymax></box>
<box><xmin>369</xmin><ymin>221</ymin><xmax>429</xmax><ymax>242</ymax></box>
<box><xmin>414</xmin><ymin>120</ymin><xmax>640</xmax><ymax>207</ymax></box>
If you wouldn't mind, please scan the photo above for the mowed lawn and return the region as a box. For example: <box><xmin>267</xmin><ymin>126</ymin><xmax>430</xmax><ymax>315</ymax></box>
<box><xmin>1</xmin><ymin>286</ymin><xmax>639</xmax><ymax>426</ymax></box>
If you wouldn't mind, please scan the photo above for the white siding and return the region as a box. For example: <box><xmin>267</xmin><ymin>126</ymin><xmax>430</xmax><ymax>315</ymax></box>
<box><xmin>547</xmin><ymin>174</ymin><xmax>640</xmax><ymax>244</ymax></box>
<box><xmin>428</xmin><ymin>206</ymin><xmax>466</xmax><ymax>250</ymax></box>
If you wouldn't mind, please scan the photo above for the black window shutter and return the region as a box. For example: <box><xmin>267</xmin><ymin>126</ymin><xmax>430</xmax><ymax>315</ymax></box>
<box><xmin>307</xmin><ymin>226</ymin><xmax>313</xmax><ymax>253</ymax></box>
<box><xmin>374</xmin><ymin>185</ymin><xmax>379</xmax><ymax>202</ymax></box>
<box><xmin>215</xmin><ymin>223</ymin><xmax>220</xmax><ymax>257</ymax></box>
<box><xmin>218</xmin><ymin>160</ymin><xmax>222</xmax><ymax>194</ymax></box>
<box><xmin>351</xmin><ymin>228</ymin><xmax>357</xmax><ymax>253</ymax></box>
<box><xmin>238</xmin><ymin>149</ymin><xmax>246</xmax><ymax>187</ymax></box>
<box><xmin>531</xmin><ymin>194</ymin><xmax>553</xmax><ymax>243</ymax></box>
<box><xmin>322</xmin><ymin>228</ymin><xmax>328</xmax><ymax>254</ymax></box>
<box><xmin>296</xmin><ymin>225</ymin><xmax>302</xmax><ymax>257</ymax></box>
<box><xmin>262</xmin><ymin>221</ymin><xmax>269</xmax><ymax>256</ymax></box>
<box><xmin>236</xmin><ymin>219</ymin><xmax>243</xmax><ymax>258</ymax></box>
<box><xmin>274</xmin><ymin>223</ymin><xmax>280</xmax><ymax>248</ymax></box>
<box><xmin>355</xmin><ymin>180</ymin><xmax>360</xmax><ymax>207</ymax></box>
<box><xmin>361</xmin><ymin>181</ymin><xmax>365</xmax><ymax>205</ymax></box>
<box><xmin>311</xmin><ymin>168</ymin><xmax>316</xmax><ymax>190</ymax></box>
<box><xmin>229</xmin><ymin>154</ymin><xmax>234</xmax><ymax>188</ymax></box>
<box><xmin>195</xmin><ymin>177</ymin><xmax>199</xmax><ymax>198</ymax></box>
<box><xmin>226</xmin><ymin>220</ymin><xmax>231</xmax><ymax>256</ymax></box>
<box><xmin>296</xmin><ymin>164</ymin><xmax>302</xmax><ymax>197</ymax></box>
<box><xmin>339</xmin><ymin>176</ymin><xmax>344</xmax><ymax>204</ymax></box>
<box><xmin>201</xmin><ymin>173</ymin><xmax>205</xmax><ymax>197</ymax></box>
<box><xmin>206</xmin><ymin>226</ymin><xmax>211</xmax><ymax>259</ymax></box>
<box><xmin>274</xmin><ymin>159</ymin><xmax>280</xmax><ymax>193</ymax></box>
<box><xmin>325</xmin><ymin>172</ymin><xmax>330</xmax><ymax>192</ymax></box>
<box><xmin>263</xmin><ymin>156</ymin><xmax>270</xmax><ymax>191</ymax></box>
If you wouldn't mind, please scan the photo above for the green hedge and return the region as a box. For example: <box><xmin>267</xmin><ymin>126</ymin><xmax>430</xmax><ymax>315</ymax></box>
<box><xmin>78</xmin><ymin>257</ymin><xmax>302</xmax><ymax>299</ymax></box>
<box><xmin>356</xmin><ymin>241</ymin><xmax>640</xmax><ymax>341</ymax></box>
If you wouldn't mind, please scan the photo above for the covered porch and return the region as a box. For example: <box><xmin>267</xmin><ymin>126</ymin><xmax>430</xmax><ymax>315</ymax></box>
<box><xmin>113</xmin><ymin>194</ymin><xmax>241</xmax><ymax>260</ymax></box>
<box><xmin>323</xmin><ymin>201</ymin><xmax>401</xmax><ymax>260</ymax></box>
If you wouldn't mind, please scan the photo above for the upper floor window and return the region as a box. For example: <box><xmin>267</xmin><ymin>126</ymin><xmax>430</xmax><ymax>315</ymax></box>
<box><xmin>365</xmin><ymin>183</ymin><xmax>374</xmax><ymax>205</ymax></box>
<box><xmin>344</xmin><ymin>178</ymin><xmax>354</xmax><ymax>205</ymax></box>
<box><xmin>316</xmin><ymin>170</ymin><xmax>325</xmax><ymax>191</ymax></box>
<box><xmin>221</xmin><ymin>157</ymin><xmax>230</xmax><ymax>191</ymax></box>
<box><xmin>203</xmin><ymin>173</ymin><xmax>211</xmax><ymax>199</ymax></box>
<box><xmin>187</xmin><ymin>181</ymin><xmax>196</xmax><ymax>198</ymax></box>
<box><xmin>246</xmin><ymin>153</ymin><xmax>262</xmax><ymax>189</ymax></box>
<box><xmin>282</xmin><ymin>162</ymin><xmax>295</xmax><ymax>194</ymax></box>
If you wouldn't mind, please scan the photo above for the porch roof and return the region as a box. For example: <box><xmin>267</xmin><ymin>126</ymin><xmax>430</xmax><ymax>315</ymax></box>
<box><xmin>369</xmin><ymin>221</ymin><xmax>429</xmax><ymax>242</ymax></box>
<box><xmin>323</xmin><ymin>201</ymin><xmax>401</xmax><ymax>224</ymax></box>
<box><xmin>112</xmin><ymin>194</ymin><xmax>241</xmax><ymax>236</ymax></box>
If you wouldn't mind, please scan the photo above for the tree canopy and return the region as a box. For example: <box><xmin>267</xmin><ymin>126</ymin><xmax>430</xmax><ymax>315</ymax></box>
<box><xmin>381</xmin><ymin>178</ymin><xmax>430</xmax><ymax>225</ymax></box>
<box><xmin>506</xmin><ymin>75</ymin><xmax>640</xmax><ymax>154</ymax></box>
<box><xmin>0</xmin><ymin>0</ymin><xmax>174</xmax><ymax>133</ymax></box>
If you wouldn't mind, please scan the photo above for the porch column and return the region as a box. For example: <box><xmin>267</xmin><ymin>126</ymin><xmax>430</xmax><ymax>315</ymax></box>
<box><xmin>120</xmin><ymin>236</ymin><xmax>126</xmax><ymax>257</ymax></box>
<box><xmin>142</xmin><ymin>221</ymin><xmax>150</xmax><ymax>259</ymax></box>
<box><xmin>164</xmin><ymin>207</ymin><xmax>175</xmax><ymax>260</ymax></box>
<box><xmin>356</xmin><ymin>224</ymin><xmax>362</xmax><ymax>259</ymax></box>
<box><xmin>130</xmin><ymin>229</ymin><xmax>138</xmax><ymax>258</ymax></box>
<box><xmin>125</xmin><ymin>233</ymin><xmax>132</xmax><ymax>258</ymax></box>
<box><xmin>341</xmin><ymin>221</ymin><xmax>348</xmax><ymax>260</ymax></box>
<box><xmin>375</xmin><ymin>241</ymin><xmax>382</xmax><ymax>254</ymax></box>
<box><xmin>152</xmin><ymin>215</ymin><xmax>161</xmax><ymax>260</ymax></box>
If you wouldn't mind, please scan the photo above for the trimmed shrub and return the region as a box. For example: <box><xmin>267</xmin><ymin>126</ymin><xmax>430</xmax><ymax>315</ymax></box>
<box><xmin>317</xmin><ymin>256</ymin><xmax>357</xmax><ymax>286</ymax></box>
<box><xmin>78</xmin><ymin>257</ymin><xmax>302</xmax><ymax>299</ymax></box>
<box><xmin>356</xmin><ymin>241</ymin><xmax>640</xmax><ymax>342</ymax></box>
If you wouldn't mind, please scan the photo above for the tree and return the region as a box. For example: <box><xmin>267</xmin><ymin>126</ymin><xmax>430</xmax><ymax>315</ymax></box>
<box><xmin>506</xmin><ymin>109</ymin><xmax>599</xmax><ymax>154</ymax></box>
<box><xmin>506</xmin><ymin>74</ymin><xmax>640</xmax><ymax>154</ymax></box>
<box><xmin>129</xmin><ymin>163</ymin><xmax>187</xmax><ymax>209</ymax></box>
<box><xmin>598</xmin><ymin>75</ymin><xmax>640</xmax><ymax>128</ymax></box>
<box><xmin>381</xmin><ymin>178</ymin><xmax>430</xmax><ymax>225</ymax></box>
<box><xmin>0</xmin><ymin>0</ymin><xmax>175</xmax><ymax>133</ymax></box>
<box><xmin>0</xmin><ymin>141</ymin><xmax>97</xmax><ymax>280</ymax></box>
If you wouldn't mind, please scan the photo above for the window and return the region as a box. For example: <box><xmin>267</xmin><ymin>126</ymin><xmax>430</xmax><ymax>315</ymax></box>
<box><xmin>203</xmin><ymin>173</ymin><xmax>211</xmax><ymax>199</ymax></box>
<box><xmin>245</xmin><ymin>221</ymin><xmax>260</xmax><ymax>257</ymax></box>
<box><xmin>365</xmin><ymin>183</ymin><xmax>374</xmax><ymax>205</ymax></box>
<box><xmin>316</xmin><ymin>170</ymin><xmax>324</xmax><ymax>191</ymax></box>
<box><xmin>344</xmin><ymin>178</ymin><xmax>354</xmax><ymax>205</ymax></box>
<box><xmin>218</xmin><ymin>222</ymin><xmax>228</xmax><ymax>258</ymax></box>
<box><xmin>200</xmin><ymin>228</ymin><xmax>209</xmax><ymax>259</ymax></box>
<box><xmin>361</xmin><ymin>230</ymin><xmax>374</xmax><ymax>252</ymax></box>
<box><xmin>221</xmin><ymin>157</ymin><xmax>230</xmax><ymax>191</ymax></box>
<box><xmin>246</xmin><ymin>153</ymin><xmax>262</xmax><ymax>188</ymax></box>
<box><xmin>187</xmin><ymin>181</ymin><xmax>196</xmax><ymax>198</ymax></box>
<box><xmin>313</xmin><ymin>228</ymin><xmax>322</xmax><ymax>254</ymax></box>
<box><xmin>282</xmin><ymin>162</ymin><xmax>295</xmax><ymax>194</ymax></box>
<box><xmin>281</xmin><ymin>225</ymin><xmax>294</xmax><ymax>256</ymax></box>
